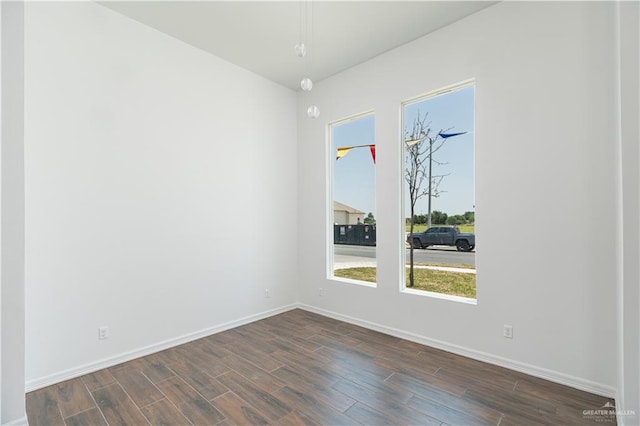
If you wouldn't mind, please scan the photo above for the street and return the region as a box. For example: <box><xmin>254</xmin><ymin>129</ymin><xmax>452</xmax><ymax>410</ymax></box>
<box><xmin>334</xmin><ymin>244</ymin><xmax>475</xmax><ymax>267</ymax></box>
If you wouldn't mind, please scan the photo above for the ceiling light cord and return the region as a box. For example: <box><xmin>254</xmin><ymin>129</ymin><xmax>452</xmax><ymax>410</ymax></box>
<box><xmin>294</xmin><ymin>0</ymin><xmax>318</xmax><ymax>117</ymax></box>
<box><xmin>305</xmin><ymin>0</ymin><xmax>319</xmax><ymax>118</ymax></box>
<box><xmin>299</xmin><ymin>0</ymin><xmax>303</xmax><ymax>48</ymax></box>
<box><xmin>294</xmin><ymin>0</ymin><xmax>307</xmax><ymax>58</ymax></box>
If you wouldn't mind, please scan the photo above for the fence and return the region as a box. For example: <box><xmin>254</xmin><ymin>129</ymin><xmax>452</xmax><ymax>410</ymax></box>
<box><xmin>334</xmin><ymin>224</ymin><xmax>376</xmax><ymax>246</ymax></box>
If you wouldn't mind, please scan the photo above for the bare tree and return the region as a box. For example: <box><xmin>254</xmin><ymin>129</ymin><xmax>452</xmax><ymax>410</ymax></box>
<box><xmin>405</xmin><ymin>112</ymin><xmax>450</xmax><ymax>287</ymax></box>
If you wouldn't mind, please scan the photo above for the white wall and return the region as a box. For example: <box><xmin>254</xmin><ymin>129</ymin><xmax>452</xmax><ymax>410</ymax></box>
<box><xmin>24</xmin><ymin>2</ymin><xmax>298</xmax><ymax>388</ymax></box>
<box><xmin>298</xmin><ymin>2</ymin><xmax>619</xmax><ymax>395</ymax></box>
<box><xmin>618</xmin><ymin>1</ymin><xmax>640</xmax><ymax>423</ymax></box>
<box><xmin>1</xmin><ymin>1</ymin><xmax>26</xmax><ymax>424</ymax></box>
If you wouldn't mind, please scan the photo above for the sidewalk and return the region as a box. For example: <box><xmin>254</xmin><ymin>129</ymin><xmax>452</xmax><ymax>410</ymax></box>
<box><xmin>334</xmin><ymin>262</ymin><xmax>476</xmax><ymax>274</ymax></box>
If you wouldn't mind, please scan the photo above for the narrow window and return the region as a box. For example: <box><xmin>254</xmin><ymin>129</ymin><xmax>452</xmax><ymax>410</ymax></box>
<box><xmin>329</xmin><ymin>113</ymin><xmax>376</xmax><ymax>285</ymax></box>
<box><xmin>403</xmin><ymin>83</ymin><xmax>476</xmax><ymax>301</ymax></box>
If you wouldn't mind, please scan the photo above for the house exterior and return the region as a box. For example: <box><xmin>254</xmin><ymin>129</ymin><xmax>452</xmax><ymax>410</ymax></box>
<box><xmin>333</xmin><ymin>201</ymin><xmax>365</xmax><ymax>225</ymax></box>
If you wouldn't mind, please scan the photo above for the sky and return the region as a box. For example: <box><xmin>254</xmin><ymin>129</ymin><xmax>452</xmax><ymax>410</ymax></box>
<box><xmin>332</xmin><ymin>85</ymin><xmax>474</xmax><ymax>218</ymax></box>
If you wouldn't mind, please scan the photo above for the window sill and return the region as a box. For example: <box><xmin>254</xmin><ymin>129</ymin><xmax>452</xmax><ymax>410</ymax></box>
<box><xmin>401</xmin><ymin>287</ymin><xmax>477</xmax><ymax>305</ymax></box>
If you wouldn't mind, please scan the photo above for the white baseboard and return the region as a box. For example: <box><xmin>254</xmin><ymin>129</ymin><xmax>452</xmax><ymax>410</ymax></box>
<box><xmin>25</xmin><ymin>302</ymin><xmax>617</xmax><ymax>401</ymax></box>
<box><xmin>25</xmin><ymin>304</ymin><xmax>298</xmax><ymax>392</ymax></box>
<box><xmin>5</xmin><ymin>415</ymin><xmax>28</xmax><ymax>426</ymax></box>
<box><xmin>298</xmin><ymin>304</ymin><xmax>617</xmax><ymax>399</ymax></box>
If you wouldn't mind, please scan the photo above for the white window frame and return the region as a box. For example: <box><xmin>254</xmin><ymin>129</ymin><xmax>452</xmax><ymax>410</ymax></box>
<box><xmin>400</xmin><ymin>80</ymin><xmax>477</xmax><ymax>304</ymax></box>
<box><xmin>326</xmin><ymin>110</ymin><xmax>376</xmax><ymax>287</ymax></box>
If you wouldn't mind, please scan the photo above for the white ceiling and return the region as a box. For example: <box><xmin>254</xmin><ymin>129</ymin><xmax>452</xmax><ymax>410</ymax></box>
<box><xmin>100</xmin><ymin>1</ymin><xmax>496</xmax><ymax>90</ymax></box>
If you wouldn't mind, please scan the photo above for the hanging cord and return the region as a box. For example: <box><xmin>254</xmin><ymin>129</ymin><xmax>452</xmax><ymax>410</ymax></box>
<box><xmin>299</xmin><ymin>0</ymin><xmax>304</xmax><ymax>48</ymax></box>
<box><xmin>308</xmin><ymin>0</ymin><xmax>313</xmax><ymax>67</ymax></box>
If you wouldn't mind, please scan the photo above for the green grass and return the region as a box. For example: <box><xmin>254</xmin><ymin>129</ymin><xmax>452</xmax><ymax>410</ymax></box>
<box><xmin>334</xmin><ymin>267</ymin><xmax>476</xmax><ymax>299</ymax></box>
<box><xmin>414</xmin><ymin>262</ymin><xmax>475</xmax><ymax>270</ymax></box>
<box><xmin>406</xmin><ymin>223</ymin><xmax>475</xmax><ymax>233</ymax></box>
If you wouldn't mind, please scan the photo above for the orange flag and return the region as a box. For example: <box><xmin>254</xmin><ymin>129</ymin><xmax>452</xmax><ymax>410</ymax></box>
<box><xmin>336</xmin><ymin>147</ymin><xmax>352</xmax><ymax>160</ymax></box>
<box><xmin>336</xmin><ymin>144</ymin><xmax>376</xmax><ymax>164</ymax></box>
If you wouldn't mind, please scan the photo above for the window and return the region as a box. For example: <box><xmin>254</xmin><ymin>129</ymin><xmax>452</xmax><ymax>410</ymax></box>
<box><xmin>403</xmin><ymin>82</ymin><xmax>476</xmax><ymax>300</ymax></box>
<box><xmin>329</xmin><ymin>113</ymin><xmax>376</xmax><ymax>285</ymax></box>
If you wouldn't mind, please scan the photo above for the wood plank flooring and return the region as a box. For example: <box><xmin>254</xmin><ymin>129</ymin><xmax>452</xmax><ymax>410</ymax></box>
<box><xmin>27</xmin><ymin>309</ymin><xmax>616</xmax><ymax>425</ymax></box>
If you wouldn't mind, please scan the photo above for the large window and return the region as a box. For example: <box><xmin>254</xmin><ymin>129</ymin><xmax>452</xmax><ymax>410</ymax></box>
<box><xmin>403</xmin><ymin>82</ymin><xmax>476</xmax><ymax>300</ymax></box>
<box><xmin>329</xmin><ymin>113</ymin><xmax>376</xmax><ymax>285</ymax></box>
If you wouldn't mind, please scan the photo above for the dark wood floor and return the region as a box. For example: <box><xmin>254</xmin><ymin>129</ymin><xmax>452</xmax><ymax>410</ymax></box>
<box><xmin>27</xmin><ymin>309</ymin><xmax>615</xmax><ymax>425</ymax></box>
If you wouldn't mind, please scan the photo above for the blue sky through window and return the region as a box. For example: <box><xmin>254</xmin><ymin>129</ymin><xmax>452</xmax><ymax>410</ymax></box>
<box><xmin>332</xmin><ymin>114</ymin><xmax>376</xmax><ymax>217</ymax></box>
<box><xmin>404</xmin><ymin>85</ymin><xmax>475</xmax><ymax>216</ymax></box>
<box><xmin>331</xmin><ymin>84</ymin><xmax>474</xmax><ymax>219</ymax></box>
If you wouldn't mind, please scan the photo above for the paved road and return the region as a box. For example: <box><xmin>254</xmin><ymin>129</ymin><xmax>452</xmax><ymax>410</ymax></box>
<box><xmin>334</xmin><ymin>244</ymin><xmax>475</xmax><ymax>267</ymax></box>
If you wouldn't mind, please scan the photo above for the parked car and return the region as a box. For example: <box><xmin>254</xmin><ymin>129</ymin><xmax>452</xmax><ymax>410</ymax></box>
<box><xmin>407</xmin><ymin>226</ymin><xmax>475</xmax><ymax>252</ymax></box>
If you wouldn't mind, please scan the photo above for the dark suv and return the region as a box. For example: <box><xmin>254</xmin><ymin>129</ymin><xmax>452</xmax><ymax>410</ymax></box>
<box><xmin>408</xmin><ymin>226</ymin><xmax>475</xmax><ymax>252</ymax></box>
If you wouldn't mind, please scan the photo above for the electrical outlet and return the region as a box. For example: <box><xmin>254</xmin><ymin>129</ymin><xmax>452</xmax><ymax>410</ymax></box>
<box><xmin>318</xmin><ymin>287</ymin><xmax>323</xmax><ymax>296</ymax></box>
<box><xmin>98</xmin><ymin>326</ymin><xmax>109</xmax><ymax>340</ymax></box>
<box><xmin>503</xmin><ymin>325</ymin><xmax>513</xmax><ymax>339</ymax></box>
<box><xmin>265</xmin><ymin>289</ymin><xmax>270</xmax><ymax>298</ymax></box>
